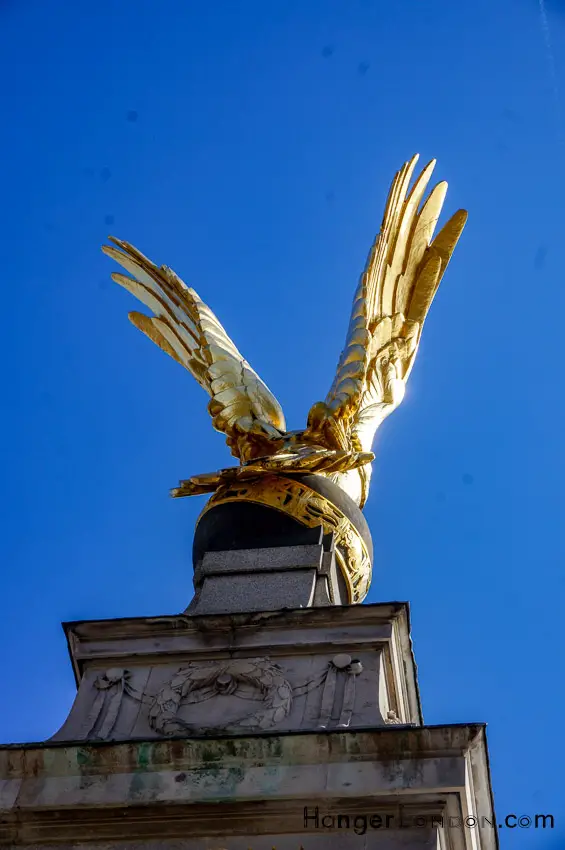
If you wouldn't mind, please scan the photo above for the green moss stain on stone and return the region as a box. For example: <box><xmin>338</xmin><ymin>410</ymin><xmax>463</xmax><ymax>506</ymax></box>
<box><xmin>128</xmin><ymin>743</ymin><xmax>162</xmax><ymax>801</ymax></box>
<box><xmin>136</xmin><ymin>742</ymin><xmax>153</xmax><ymax>770</ymax></box>
<box><xmin>130</xmin><ymin>768</ymin><xmax>161</xmax><ymax>800</ymax></box>
<box><xmin>349</xmin><ymin>735</ymin><xmax>362</xmax><ymax>756</ymax></box>
<box><xmin>129</xmin><ymin>771</ymin><xmax>145</xmax><ymax>798</ymax></box>
<box><xmin>263</xmin><ymin>736</ymin><xmax>284</xmax><ymax>760</ymax></box>
<box><xmin>200</xmin><ymin>747</ymin><xmax>219</xmax><ymax>764</ymax></box>
<box><xmin>196</xmin><ymin>746</ymin><xmax>225</xmax><ymax>786</ymax></box>
<box><xmin>76</xmin><ymin>748</ymin><xmax>90</xmax><ymax>767</ymax></box>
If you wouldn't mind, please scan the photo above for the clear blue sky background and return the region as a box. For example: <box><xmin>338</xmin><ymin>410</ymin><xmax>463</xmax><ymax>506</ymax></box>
<box><xmin>1</xmin><ymin>1</ymin><xmax>564</xmax><ymax>846</ymax></box>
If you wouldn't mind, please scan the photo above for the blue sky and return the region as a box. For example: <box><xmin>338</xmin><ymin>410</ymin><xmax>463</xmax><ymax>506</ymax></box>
<box><xmin>1</xmin><ymin>0</ymin><xmax>564</xmax><ymax>846</ymax></box>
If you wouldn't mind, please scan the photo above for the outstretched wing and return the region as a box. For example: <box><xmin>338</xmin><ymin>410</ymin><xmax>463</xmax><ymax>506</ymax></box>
<box><xmin>326</xmin><ymin>154</ymin><xmax>467</xmax><ymax>452</ymax></box>
<box><xmin>102</xmin><ymin>238</ymin><xmax>286</xmax><ymax>456</ymax></box>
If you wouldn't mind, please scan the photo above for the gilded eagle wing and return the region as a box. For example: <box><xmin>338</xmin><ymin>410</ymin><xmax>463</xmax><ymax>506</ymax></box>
<box><xmin>102</xmin><ymin>238</ymin><xmax>285</xmax><ymax>458</ymax></box>
<box><xmin>324</xmin><ymin>154</ymin><xmax>467</xmax><ymax>455</ymax></box>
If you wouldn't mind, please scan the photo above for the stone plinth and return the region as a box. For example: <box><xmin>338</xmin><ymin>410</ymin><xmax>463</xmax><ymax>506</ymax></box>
<box><xmin>49</xmin><ymin>603</ymin><xmax>420</xmax><ymax>743</ymax></box>
<box><xmin>0</xmin><ymin>600</ymin><xmax>497</xmax><ymax>848</ymax></box>
<box><xmin>0</xmin><ymin>725</ymin><xmax>495</xmax><ymax>848</ymax></box>
<box><xmin>0</xmin><ymin>539</ymin><xmax>497</xmax><ymax>849</ymax></box>
<box><xmin>187</xmin><ymin>541</ymin><xmax>348</xmax><ymax>614</ymax></box>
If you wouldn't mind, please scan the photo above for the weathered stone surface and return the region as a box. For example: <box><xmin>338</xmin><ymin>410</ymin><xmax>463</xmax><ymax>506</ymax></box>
<box><xmin>49</xmin><ymin>604</ymin><xmax>420</xmax><ymax>743</ymax></box>
<box><xmin>24</xmin><ymin>832</ymin><xmax>439</xmax><ymax>849</ymax></box>
<box><xmin>0</xmin><ymin>532</ymin><xmax>496</xmax><ymax>850</ymax></box>
<box><xmin>0</xmin><ymin>725</ymin><xmax>495</xmax><ymax>848</ymax></box>
<box><xmin>189</xmin><ymin>569</ymin><xmax>319</xmax><ymax>614</ymax></box>
<box><xmin>188</xmin><ymin>542</ymin><xmax>347</xmax><ymax>614</ymax></box>
<box><xmin>198</xmin><ymin>545</ymin><xmax>325</xmax><ymax>575</ymax></box>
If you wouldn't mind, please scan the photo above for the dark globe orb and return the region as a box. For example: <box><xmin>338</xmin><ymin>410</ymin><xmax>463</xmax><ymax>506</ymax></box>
<box><xmin>193</xmin><ymin>472</ymin><xmax>373</xmax><ymax>581</ymax></box>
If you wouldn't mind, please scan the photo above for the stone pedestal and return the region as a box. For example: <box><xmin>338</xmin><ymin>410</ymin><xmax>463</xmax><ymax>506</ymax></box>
<box><xmin>187</xmin><ymin>539</ymin><xmax>348</xmax><ymax>615</ymax></box>
<box><xmin>0</xmin><ymin>598</ymin><xmax>496</xmax><ymax>848</ymax></box>
<box><xmin>0</xmin><ymin>726</ymin><xmax>494</xmax><ymax>848</ymax></box>
<box><xmin>48</xmin><ymin>603</ymin><xmax>419</xmax><ymax>742</ymax></box>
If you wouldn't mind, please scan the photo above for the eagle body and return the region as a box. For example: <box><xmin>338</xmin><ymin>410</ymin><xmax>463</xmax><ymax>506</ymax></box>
<box><xmin>103</xmin><ymin>155</ymin><xmax>466</xmax><ymax>509</ymax></box>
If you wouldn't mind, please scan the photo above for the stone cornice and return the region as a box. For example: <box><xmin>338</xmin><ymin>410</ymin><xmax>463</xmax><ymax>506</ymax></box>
<box><xmin>0</xmin><ymin>724</ymin><xmax>496</xmax><ymax>849</ymax></box>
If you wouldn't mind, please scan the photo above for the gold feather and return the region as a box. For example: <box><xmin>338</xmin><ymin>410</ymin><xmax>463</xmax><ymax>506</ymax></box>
<box><xmin>324</xmin><ymin>155</ymin><xmax>467</xmax><ymax>461</ymax></box>
<box><xmin>102</xmin><ymin>238</ymin><xmax>286</xmax><ymax>458</ymax></box>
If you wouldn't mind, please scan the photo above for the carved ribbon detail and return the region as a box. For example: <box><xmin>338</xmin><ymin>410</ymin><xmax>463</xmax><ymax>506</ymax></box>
<box><xmin>317</xmin><ymin>654</ymin><xmax>364</xmax><ymax>729</ymax></box>
<box><xmin>80</xmin><ymin>654</ymin><xmax>364</xmax><ymax>740</ymax></box>
<box><xmin>81</xmin><ymin>669</ymin><xmax>136</xmax><ymax>739</ymax></box>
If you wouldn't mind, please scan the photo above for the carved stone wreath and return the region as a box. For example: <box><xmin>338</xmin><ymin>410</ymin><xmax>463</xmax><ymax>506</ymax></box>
<box><xmin>147</xmin><ymin>657</ymin><xmax>293</xmax><ymax>735</ymax></box>
<box><xmin>84</xmin><ymin>653</ymin><xmax>365</xmax><ymax>740</ymax></box>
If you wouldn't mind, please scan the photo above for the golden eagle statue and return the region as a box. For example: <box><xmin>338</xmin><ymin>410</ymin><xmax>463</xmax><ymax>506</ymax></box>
<box><xmin>103</xmin><ymin>155</ymin><xmax>466</xmax><ymax>601</ymax></box>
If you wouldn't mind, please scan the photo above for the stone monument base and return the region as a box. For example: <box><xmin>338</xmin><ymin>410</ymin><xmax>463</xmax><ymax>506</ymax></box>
<box><xmin>0</xmin><ymin>602</ymin><xmax>496</xmax><ymax>848</ymax></box>
<box><xmin>0</xmin><ymin>726</ymin><xmax>494</xmax><ymax>848</ymax></box>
